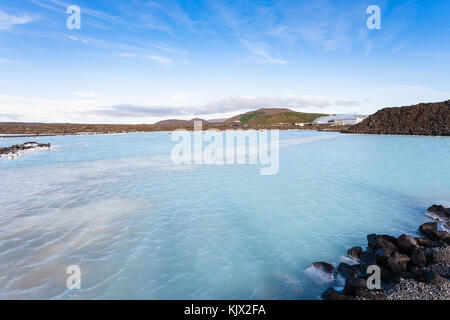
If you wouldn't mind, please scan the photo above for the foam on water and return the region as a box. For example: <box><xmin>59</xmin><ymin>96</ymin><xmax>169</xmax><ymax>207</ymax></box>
<box><xmin>0</xmin><ymin>131</ymin><xmax>449</xmax><ymax>299</ymax></box>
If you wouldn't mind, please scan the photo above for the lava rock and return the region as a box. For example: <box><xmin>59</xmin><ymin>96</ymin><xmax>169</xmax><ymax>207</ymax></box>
<box><xmin>344</xmin><ymin>101</ymin><xmax>450</xmax><ymax>136</ymax></box>
<box><xmin>407</xmin><ymin>266</ymin><xmax>424</xmax><ymax>281</ymax></box>
<box><xmin>337</xmin><ymin>263</ymin><xmax>360</xmax><ymax>279</ymax></box>
<box><xmin>425</xmin><ymin>247</ymin><xmax>450</xmax><ymax>264</ymax></box>
<box><xmin>424</xmin><ymin>272</ymin><xmax>449</xmax><ymax>287</ymax></box>
<box><xmin>367</xmin><ymin>234</ymin><xmax>397</xmax><ymax>252</ymax></box>
<box><xmin>419</xmin><ymin>222</ymin><xmax>438</xmax><ymax>238</ymax></box>
<box><xmin>385</xmin><ymin>257</ymin><xmax>407</xmax><ymax>275</ymax></box>
<box><xmin>380</xmin><ymin>266</ymin><xmax>393</xmax><ymax>283</ymax></box>
<box><xmin>359</xmin><ymin>251</ymin><xmax>377</xmax><ymax>269</ymax></box>
<box><xmin>393</xmin><ymin>251</ymin><xmax>410</xmax><ymax>263</ymax></box>
<box><xmin>410</xmin><ymin>248</ymin><xmax>427</xmax><ymax>266</ymax></box>
<box><xmin>375</xmin><ymin>247</ymin><xmax>394</xmax><ymax>265</ymax></box>
<box><xmin>434</xmin><ymin>231</ymin><xmax>450</xmax><ymax>245</ymax></box>
<box><xmin>321</xmin><ymin>288</ymin><xmax>354</xmax><ymax>300</ymax></box>
<box><xmin>343</xmin><ymin>277</ymin><xmax>367</xmax><ymax>296</ymax></box>
<box><xmin>312</xmin><ymin>262</ymin><xmax>334</xmax><ymax>274</ymax></box>
<box><xmin>347</xmin><ymin>246</ymin><xmax>363</xmax><ymax>260</ymax></box>
<box><xmin>397</xmin><ymin>234</ymin><xmax>418</xmax><ymax>253</ymax></box>
<box><xmin>415</xmin><ymin>237</ymin><xmax>441</xmax><ymax>248</ymax></box>
<box><xmin>427</xmin><ymin>204</ymin><xmax>450</xmax><ymax>219</ymax></box>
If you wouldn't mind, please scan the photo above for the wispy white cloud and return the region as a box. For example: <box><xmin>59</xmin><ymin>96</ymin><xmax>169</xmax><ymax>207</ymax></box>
<box><xmin>0</xmin><ymin>9</ymin><xmax>33</xmax><ymax>30</ymax></box>
<box><xmin>144</xmin><ymin>55</ymin><xmax>174</xmax><ymax>65</ymax></box>
<box><xmin>241</xmin><ymin>40</ymin><xmax>288</xmax><ymax>64</ymax></box>
<box><xmin>117</xmin><ymin>52</ymin><xmax>173</xmax><ymax>66</ymax></box>
<box><xmin>148</xmin><ymin>42</ymin><xmax>189</xmax><ymax>55</ymax></box>
<box><xmin>145</xmin><ymin>0</ymin><xmax>196</xmax><ymax>32</ymax></box>
<box><xmin>116</xmin><ymin>52</ymin><xmax>173</xmax><ymax>65</ymax></box>
<box><xmin>87</xmin><ymin>95</ymin><xmax>360</xmax><ymax>118</ymax></box>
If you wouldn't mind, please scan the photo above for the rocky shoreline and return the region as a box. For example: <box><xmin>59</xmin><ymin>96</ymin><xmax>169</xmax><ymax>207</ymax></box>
<box><xmin>0</xmin><ymin>141</ymin><xmax>51</xmax><ymax>160</ymax></box>
<box><xmin>0</xmin><ymin>121</ymin><xmax>351</xmax><ymax>135</ymax></box>
<box><xmin>343</xmin><ymin>100</ymin><xmax>450</xmax><ymax>136</ymax></box>
<box><xmin>311</xmin><ymin>204</ymin><xmax>450</xmax><ymax>300</ymax></box>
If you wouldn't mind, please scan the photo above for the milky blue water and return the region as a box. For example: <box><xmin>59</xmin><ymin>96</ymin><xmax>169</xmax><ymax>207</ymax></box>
<box><xmin>0</xmin><ymin>131</ymin><xmax>449</xmax><ymax>299</ymax></box>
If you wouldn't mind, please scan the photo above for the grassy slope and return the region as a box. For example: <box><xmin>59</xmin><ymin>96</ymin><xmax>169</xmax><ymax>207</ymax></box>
<box><xmin>239</xmin><ymin>111</ymin><xmax>326</xmax><ymax>124</ymax></box>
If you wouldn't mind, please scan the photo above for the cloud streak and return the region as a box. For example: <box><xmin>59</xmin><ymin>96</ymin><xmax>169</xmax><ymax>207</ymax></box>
<box><xmin>117</xmin><ymin>52</ymin><xmax>174</xmax><ymax>65</ymax></box>
<box><xmin>87</xmin><ymin>96</ymin><xmax>360</xmax><ymax>118</ymax></box>
<box><xmin>0</xmin><ymin>9</ymin><xmax>33</xmax><ymax>30</ymax></box>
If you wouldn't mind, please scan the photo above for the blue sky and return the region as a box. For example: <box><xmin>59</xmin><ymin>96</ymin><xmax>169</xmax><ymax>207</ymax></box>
<box><xmin>0</xmin><ymin>0</ymin><xmax>449</xmax><ymax>123</ymax></box>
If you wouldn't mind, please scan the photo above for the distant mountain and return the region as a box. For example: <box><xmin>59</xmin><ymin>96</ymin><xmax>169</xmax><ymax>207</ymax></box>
<box><xmin>344</xmin><ymin>100</ymin><xmax>450</xmax><ymax>136</ymax></box>
<box><xmin>207</xmin><ymin>118</ymin><xmax>227</xmax><ymax>123</ymax></box>
<box><xmin>154</xmin><ymin>118</ymin><xmax>209</xmax><ymax>125</ymax></box>
<box><xmin>225</xmin><ymin>108</ymin><xmax>327</xmax><ymax>124</ymax></box>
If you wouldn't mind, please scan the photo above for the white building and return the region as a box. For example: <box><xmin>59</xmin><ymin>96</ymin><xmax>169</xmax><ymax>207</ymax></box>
<box><xmin>313</xmin><ymin>115</ymin><xmax>367</xmax><ymax>125</ymax></box>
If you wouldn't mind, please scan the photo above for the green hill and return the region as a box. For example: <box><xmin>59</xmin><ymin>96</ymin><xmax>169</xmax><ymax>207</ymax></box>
<box><xmin>225</xmin><ymin>108</ymin><xmax>327</xmax><ymax>125</ymax></box>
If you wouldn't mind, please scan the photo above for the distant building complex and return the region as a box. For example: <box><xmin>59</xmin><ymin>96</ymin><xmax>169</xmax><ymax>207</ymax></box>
<box><xmin>312</xmin><ymin>115</ymin><xmax>367</xmax><ymax>126</ymax></box>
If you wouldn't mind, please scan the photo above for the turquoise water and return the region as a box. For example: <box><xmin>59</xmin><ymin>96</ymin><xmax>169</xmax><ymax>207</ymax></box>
<box><xmin>0</xmin><ymin>131</ymin><xmax>449</xmax><ymax>299</ymax></box>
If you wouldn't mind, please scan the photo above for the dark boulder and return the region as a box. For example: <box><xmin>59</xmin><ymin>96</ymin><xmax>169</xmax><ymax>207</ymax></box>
<box><xmin>380</xmin><ymin>266</ymin><xmax>393</xmax><ymax>283</ymax></box>
<box><xmin>359</xmin><ymin>250</ymin><xmax>377</xmax><ymax>270</ymax></box>
<box><xmin>392</xmin><ymin>251</ymin><xmax>410</xmax><ymax>263</ymax></box>
<box><xmin>397</xmin><ymin>234</ymin><xmax>418</xmax><ymax>253</ymax></box>
<box><xmin>419</xmin><ymin>222</ymin><xmax>438</xmax><ymax>239</ymax></box>
<box><xmin>384</xmin><ymin>257</ymin><xmax>407</xmax><ymax>275</ymax></box>
<box><xmin>427</xmin><ymin>204</ymin><xmax>450</xmax><ymax>219</ymax></box>
<box><xmin>424</xmin><ymin>271</ymin><xmax>449</xmax><ymax>287</ymax></box>
<box><xmin>434</xmin><ymin>231</ymin><xmax>450</xmax><ymax>245</ymax></box>
<box><xmin>367</xmin><ymin>234</ymin><xmax>397</xmax><ymax>252</ymax></box>
<box><xmin>343</xmin><ymin>277</ymin><xmax>367</xmax><ymax>296</ymax></box>
<box><xmin>321</xmin><ymin>288</ymin><xmax>354</xmax><ymax>300</ymax></box>
<box><xmin>407</xmin><ymin>266</ymin><xmax>424</xmax><ymax>281</ymax></box>
<box><xmin>375</xmin><ymin>247</ymin><xmax>394</xmax><ymax>265</ymax></box>
<box><xmin>414</xmin><ymin>237</ymin><xmax>441</xmax><ymax>248</ymax></box>
<box><xmin>337</xmin><ymin>263</ymin><xmax>360</xmax><ymax>279</ymax></box>
<box><xmin>347</xmin><ymin>246</ymin><xmax>363</xmax><ymax>260</ymax></box>
<box><xmin>425</xmin><ymin>247</ymin><xmax>450</xmax><ymax>264</ymax></box>
<box><xmin>312</xmin><ymin>261</ymin><xmax>334</xmax><ymax>274</ymax></box>
<box><xmin>410</xmin><ymin>248</ymin><xmax>427</xmax><ymax>266</ymax></box>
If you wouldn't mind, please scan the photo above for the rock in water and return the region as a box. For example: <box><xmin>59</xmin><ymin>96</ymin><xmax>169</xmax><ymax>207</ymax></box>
<box><xmin>419</xmin><ymin>222</ymin><xmax>438</xmax><ymax>238</ymax></box>
<box><xmin>312</xmin><ymin>262</ymin><xmax>334</xmax><ymax>274</ymax></box>
<box><xmin>427</xmin><ymin>204</ymin><xmax>450</xmax><ymax>219</ymax></box>
<box><xmin>347</xmin><ymin>246</ymin><xmax>363</xmax><ymax>260</ymax></box>
<box><xmin>337</xmin><ymin>263</ymin><xmax>360</xmax><ymax>279</ymax></box>
<box><xmin>0</xmin><ymin>141</ymin><xmax>51</xmax><ymax>159</ymax></box>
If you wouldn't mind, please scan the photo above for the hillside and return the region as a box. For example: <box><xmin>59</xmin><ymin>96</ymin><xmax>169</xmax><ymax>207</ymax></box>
<box><xmin>154</xmin><ymin>118</ymin><xmax>208</xmax><ymax>125</ymax></box>
<box><xmin>345</xmin><ymin>100</ymin><xmax>450</xmax><ymax>136</ymax></box>
<box><xmin>225</xmin><ymin>108</ymin><xmax>327</xmax><ymax>124</ymax></box>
